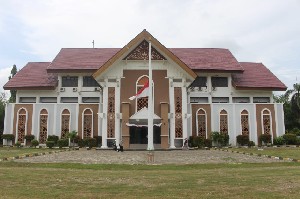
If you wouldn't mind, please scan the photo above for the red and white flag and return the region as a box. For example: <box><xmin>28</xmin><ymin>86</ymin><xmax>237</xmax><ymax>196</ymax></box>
<box><xmin>129</xmin><ymin>81</ymin><xmax>149</xmax><ymax>100</ymax></box>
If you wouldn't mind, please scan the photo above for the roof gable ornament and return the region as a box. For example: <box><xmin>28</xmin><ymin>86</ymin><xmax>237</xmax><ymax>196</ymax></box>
<box><xmin>124</xmin><ymin>40</ymin><xmax>166</xmax><ymax>60</ymax></box>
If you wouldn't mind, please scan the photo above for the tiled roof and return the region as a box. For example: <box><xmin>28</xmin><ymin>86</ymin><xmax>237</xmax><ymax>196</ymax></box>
<box><xmin>232</xmin><ymin>62</ymin><xmax>287</xmax><ymax>91</ymax></box>
<box><xmin>169</xmin><ymin>48</ymin><xmax>243</xmax><ymax>72</ymax></box>
<box><xmin>3</xmin><ymin>62</ymin><xmax>57</xmax><ymax>90</ymax></box>
<box><xmin>47</xmin><ymin>48</ymin><xmax>120</xmax><ymax>72</ymax></box>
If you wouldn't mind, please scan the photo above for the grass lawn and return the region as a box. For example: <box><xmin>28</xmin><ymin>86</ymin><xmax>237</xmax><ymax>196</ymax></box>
<box><xmin>0</xmin><ymin>147</ymin><xmax>63</xmax><ymax>159</ymax></box>
<box><xmin>230</xmin><ymin>147</ymin><xmax>300</xmax><ymax>160</ymax></box>
<box><xmin>0</xmin><ymin>162</ymin><xmax>300</xmax><ymax>199</ymax></box>
<box><xmin>1</xmin><ymin>147</ymin><xmax>300</xmax><ymax>198</ymax></box>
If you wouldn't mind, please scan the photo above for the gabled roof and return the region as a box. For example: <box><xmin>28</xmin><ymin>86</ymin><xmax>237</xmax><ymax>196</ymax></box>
<box><xmin>92</xmin><ymin>29</ymin><xmax>197</xmax><ymax>79</ymax></box>
<box><xmin>47</xmin><ymin>48</ymin><xmax>120</xmax><ymax>73</ymax></box>
<box><xmin>129</xmin><ymin>107</ymin><xmax>161</xmax><ymax>120</ymax></box>
<box><xmin>232</xmin><ymin>62</ymin><xmax>287</xmax><ymax>91</ymax></box>
<box><xmin>3</xmin><ymin>62</ymin><xmax>58</xmax><ymax>90</ymax></box>
<box><xmin>169</xmin><ymin>48</ymin><xmax>244</xmax><ymax>73</ymax></box>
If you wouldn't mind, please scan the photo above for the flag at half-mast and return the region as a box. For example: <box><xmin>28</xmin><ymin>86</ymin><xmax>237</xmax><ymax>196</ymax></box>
<box><xmin>129</xmin><ymin>81</ymin><xmax>149</xmax><ymax>100</ymax></box>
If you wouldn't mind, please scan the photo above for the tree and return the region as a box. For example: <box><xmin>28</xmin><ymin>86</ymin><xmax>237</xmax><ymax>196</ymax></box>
<box><xmin>8</xmin><ymin>64</ymin><xmax>17</xmax><ymax>103</ymax></box>
<box><xmin>68</xmin><ymin>130</ymin><xmax>78</xmax><ymax>148</ymax></box>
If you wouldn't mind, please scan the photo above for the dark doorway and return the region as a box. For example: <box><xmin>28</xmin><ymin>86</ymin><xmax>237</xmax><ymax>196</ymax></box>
<box><xmin>130</xmin><ymin>126</ymin><xmax>161</xmax><ymax>144</ymax></box>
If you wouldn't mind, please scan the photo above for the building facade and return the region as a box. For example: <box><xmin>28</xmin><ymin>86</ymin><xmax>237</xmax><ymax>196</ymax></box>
<box><xmin>3</xmin><ymin>30</ymin><xmax>287</xmax><ymax>149</ymax></box>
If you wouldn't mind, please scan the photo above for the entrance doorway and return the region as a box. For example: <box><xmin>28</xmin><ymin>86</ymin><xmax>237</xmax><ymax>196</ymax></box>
<box><xmin>129</xmin><ymin>126</ymin><xmax>161</xmax><ymax>144</ymax></box>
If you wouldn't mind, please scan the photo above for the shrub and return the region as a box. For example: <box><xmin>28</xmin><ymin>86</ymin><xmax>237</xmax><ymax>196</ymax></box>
<box><xmin>283</xmin><ymin>133</ymin><xmax>297</xmax><ymax>145</ymax></box>
<box><xmin>211</xmin><ymin>131</ymin><xmax>229</xmax><ymax>147</ymax></box>
<box><xmin>24</xmin><ymin>135</ymin><xmax>35</xmax><ymax>141</ymax></box>
<box><xmin>248</xmin><ymin>141</ymin><xmax>255</xmax><ymax>147</ymax></box>
<box><xmin>47</xmin><ymin>135</ymin><xmax>59</xmax><ymax>145</ymax></box>
<box><xmin>204</xmin><ymin>139</ymin><xmax>212</xmax><ymax>148</ymax></box>
<box><xmin>1</xmin><ymin>134</ymin><xmax>15</xmax><ymax>140</ymax></box>
<box><xmin>78</xmin><ymin>139</ymin><xmax>85</xmax><ymax>148</ymax></box>
<box><xmin>273</xmin><ymin>136</ymin><xmax>285</xmax><ymax>145</ymax></box>
<box><xmin>259</xmin><ymin>134</ymin><xmax>271</xmax><ymax>144</ymax></box>
<box><xmin>236</xmin><ymin>135</ymin><xmax>249</xmax><ymax>146</ymax></box>
<box><xmin>31</xmin><ymin>139</ymin><xmax>39</xmax><ymax>147</ymax></box>
<box><xmin>289</xmin><ymin>128</ymin><xmax>300</xmax><ymax>136</ymax></box>
<box><xmin>46</xmin><ymin>141</ymin><xmax>55</xmax><ymax>149</ymax></box>
<box><xmin>57</xmin><ymin>139</ymin><xmax>69</xmax><ymax>148</ymax></box>
<box><xmin>15</xmin><ymin>141</ymin><xmax>21</xmax><ymax>147</ymax></box>
<box><xmin>84</xmin><ymin>138</ymin><xmax>97</xmax><ymax>148</ymax></box>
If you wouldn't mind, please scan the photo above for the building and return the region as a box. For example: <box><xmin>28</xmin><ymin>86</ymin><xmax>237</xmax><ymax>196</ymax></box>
<box><xmin>3</xmin><ymin>30</ymin><xmax>287</xmax><ymax>149</ymax></box>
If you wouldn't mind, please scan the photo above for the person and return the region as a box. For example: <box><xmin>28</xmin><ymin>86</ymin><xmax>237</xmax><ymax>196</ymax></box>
<box><xmin>183</xmin><ymin>138</ymin><xmax>188</xmax><ymax>150</ymax></box>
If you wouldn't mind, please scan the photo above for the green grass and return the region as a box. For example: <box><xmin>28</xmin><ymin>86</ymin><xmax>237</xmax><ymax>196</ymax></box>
<box><xmin>0</xmin><ymin>162</ymin><xmax>299</xmax><ymax>199</ymax></box>
<box><xmin>231</xmin><ymin>147</ymin><xmax>300</xmax><ymax>160</ymax></box>
<box><xmin>1</xmin><ymin>148</ymin><xmax>300</xmax><ymax>198</ymax></box>
<box><xmin>0</xmin><ymin>147</ymin><xmax>63</xmax><ymax>159</ymax></box>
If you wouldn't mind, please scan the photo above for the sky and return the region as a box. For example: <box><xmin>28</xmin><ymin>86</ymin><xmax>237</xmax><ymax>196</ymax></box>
<box><xmin>0</xmin><ymin>0</ymin><xmax>299</xmax><ymax>95</ymax></box>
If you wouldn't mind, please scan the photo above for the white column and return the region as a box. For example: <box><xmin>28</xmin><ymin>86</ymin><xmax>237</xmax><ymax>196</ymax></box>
<box><xmin>232</xmin><ymin>104</ymin><xmax>236</xmax><ymax>146</ymax></box>
<box><xmin>182</xmin><ymin>84</ymin><xmax>188</xmax><ymax>146</ymax></box>
<box><xmin>115</xmin><ymin>80</ymin><xmax>121</xmax><ymax>149</ymax></box>
<box><xmin>32</xmin><ymin>103</ymin><xmax>36</xmax><ymax>142</ymax></box>
<box><xmin>147</xmin><ymin>41</ymin><xmax>154</xmax><ymax>150</ymax></box>
<box><xmin>169</xmin><ymin>80</ymin><xmax>175</xmax><ymax>148</ymax></box>
<box><xmin>53</xmin><ymin>104</ymin><xmax>57</xmax><ymax>137</ymax></box>
<box><xmin>101</xmin><ymin>83</ymin><xmax>108</xmax><ymax>148</ymax></box>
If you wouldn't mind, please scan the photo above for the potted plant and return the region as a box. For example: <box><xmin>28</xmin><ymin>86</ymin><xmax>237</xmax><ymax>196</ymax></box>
<box><xmin>1</xmin><ymin>134</ymin><xmax>15</xmax><ymax>146</ymax></box>
<box><xmin>25</xmin><ymin>134</ymin><xmax>35</xmax><ymax>146</ymax></box>
<box><xmin>259</xmin><ymin>134</ymin><xmax>271</xmax><ymax>146</ymax></box>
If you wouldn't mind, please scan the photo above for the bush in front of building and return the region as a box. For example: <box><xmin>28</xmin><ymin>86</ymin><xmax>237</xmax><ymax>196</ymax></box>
<box><xmin>94</xmin><ymin>136</ymin><xmax>102</xmax><ymax>147</ymax></box>
<box><xmin>283</xmin><ymin>133</ymin><xmax>297</xmax><ymax>145</ymax></box>
<box><xmin>15</xmin><ymin>141</ymin><xmax>21</xmax><ymax>147</ymax></box>
<box><xmin>57</xmin><ymin>139</ymin><xmax>69</xmax><ymax>148</ymax></box>
<box><xmin>31</xmin><ymin>139</ymin><xmax>39</xmax><ymax>148</ymax></box>
<box><xmin>247</xmin><ymin>141</ymin><xmax>255</xmax><ymax>148</ymax></box>
<box><xmin>288</xmin><ymin>128</ymin><xmax>300</xmax><ymax>136</ymax></box>
<box><xmin>24</xmin><ymin>134</ymin><xmax>35</xmax><ymax>141</ymax></box>
<box><xmin>204</xmin><ymin>139</ymin><xmax>212</xmax><ymax>148</ymax></box>
<box><xmin>85</xmin><ymin>138</ymin><xmax>97</xmax><ymax>148</ymax></box>
<box><xmin>273</xmin><ymin>136</ymin><xmax>285</xmax><ymax>145</ymax></box>
<box><xmin>78</xmin><ymin>139</ymin><xmax>85</xmax><ymax>148</ymax></box>
<box><xmin>1</xmin><ymin>134</ymin><xmax>15</xmax><ymax>141</ymax></box>
<box><xmin>259</xmin><ymin>134</ymin><xmax>271</xmax><ymax>145</ymax></box>
<box><xmin>211</xmin><ymin>131</ymin><xmax>229</xmax><ymax>147</ymax></box>
<box><xmin>236</xmin><ymin>135</ymin><xmax>249</xmax><ymax>146</ymax></box>
<box><xmin>46</xmin><ymin>141</ymin><xmax>55</xmax><ymax>149</ymax></box>
<box><xmin>47</xmin><ymin>135</ymin><xmax>59</xmax><ymax>145</ymax></box>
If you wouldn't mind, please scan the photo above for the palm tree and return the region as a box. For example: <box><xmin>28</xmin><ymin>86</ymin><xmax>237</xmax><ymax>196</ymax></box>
<box><xmin>284</xmin><ymin>83</ymin><xmax>300</xmax><ymax>127</ymax></box>
<box><xmin>68</xmin><ymin>130</ymin><xmax>78</xmax><ymax>148</ymax></box>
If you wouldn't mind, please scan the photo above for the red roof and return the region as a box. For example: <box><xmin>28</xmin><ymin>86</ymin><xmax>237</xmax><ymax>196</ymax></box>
<box><xmin>169</xmin><ymin>48</ymin><xmax>243</xmax><ymax>72</ymax></box>
<box><xmin>47</xmin><ymin>48</ymin><xmax>120</xmax><ymax>73</ymax></box>
<box><xmin>3</xmin><ymin>62</ymin><xmax>57</xmax><ymax>90</ymax></box>
<box><xmin>232</xmin><ymin>62</ymin><xmax>287</xmax><ymax>91</ymax></box>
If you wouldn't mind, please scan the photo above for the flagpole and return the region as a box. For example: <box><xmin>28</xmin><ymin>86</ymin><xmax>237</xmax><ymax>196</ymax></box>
<box><xmin>147</xmin><ymin>40</ymin><xmax>154</xmax><ymax>150</ymax></box>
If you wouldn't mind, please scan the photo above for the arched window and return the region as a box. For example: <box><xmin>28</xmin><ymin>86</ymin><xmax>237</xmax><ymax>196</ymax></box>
<box><xmin>262</xmin><ymin>109</ymin><xmax>271</xmax><ymax>135</ymax></box>
<box><xmin>220</xmin><ymin>109</ymin><xmax>228</xmax><ymax>134</ymax></box>
<box><xmin>39</xmin><ymin>109</ymin><xmax>48</xmax><ymax>144</ymax></box>
<box><xmin>241</xmin><ymin>110</ymin><xmax>249</xmax><ymax>136</ymax></box>
<box><xmin>83</xmin><ymin>108</ymin><xmax>93</xmax><ymax>139</ymax></box>
<box><xmin>61</xmin><ymin>109</ymin><xmax>70</xmax><ymax>139</ymax></box>
<box><xmin>196</xmin><ymin>109</ymin><xmax>207</xmax><ymax>138</ymax></box>
<box><xmin>136</xmin><ymin>76</ymin><xmax>149</xmax><ymax>111</ymax></box>
<box><xmin>17</xmin><ymin>108</ymin><xmax>27</xmax><ymax>143</ymax></box>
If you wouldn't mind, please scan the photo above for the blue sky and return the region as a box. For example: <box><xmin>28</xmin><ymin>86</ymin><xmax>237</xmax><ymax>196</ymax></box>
<box><xmin>1</xmin><ymin>0</ymin><xmax>300</xmax><ymax>94</ymax></box>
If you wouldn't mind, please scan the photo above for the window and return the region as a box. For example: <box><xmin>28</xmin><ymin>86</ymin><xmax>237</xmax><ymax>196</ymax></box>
<box><xmin>39</xmin><ymin>109</ymin><xmax>48</xmax><ymax>144</ymax></box>
<box><xmin>253</xmin><ymin>97</ymin><xmax>270</xmax><ymax>103</ymax></box>
<box><xmin>62</xmin><ymin>76</ymin><xmax>78</xmax><ymax>87</ymax></box>
<box><xmin>190</xmin><ymin>97</ymin><xmax>208</xmax><ymax>103</ymax></box>
<box><xmin>241</xmin><ymin>110</ymin><xmax>249</xmax><ymax>136</ymax></box>
<box><xmin>19</xmin><ymin>97</ymin><xmax>36</xmax><ymax>103</ymax></box>
<box><xmin>83</xmin><ymin>76</ymin><xmax>99</xmax><ymax>87</ymax></box>
<box><xmin>212</xmin><ymin>97</ymin><xmax>229</xmax><ymax>103</ymax></box>
<box><xmin>136</xmin><ymin>76</ymin><xmax>149</xmax><ymax>111</ymax></box>
<box><xmin>17</xmin><ymin>108</ymin><xmax>27</xmax><ymax>143</ymax></box>
<box><xmin>220</xmin><ymin>110</ymin><xmax>228</xmax><ymax>134</ymax></box>
<box><xmin>61</xmin><ymin>109</ymin><xmax>70</xmax><ymax>139</ymax></box>
<box><xmin>211</xmin><ymin>77</ymin><xmax>228</xmax><ymax>87</ymax></box>
<box><xmin>190</xmin><ymin>76</ymin><xmax>207</xmax><ymax>87</ymax></box>
<box><xmin>233</xmin><ymin>97</ymin><xmax>250</xmax><ymax>103</ymax></box>
<box><xmin>197</xmin><ymin>109</ymin><xmax>207</xmax><ymax>138</ymax></box>
<box><xmin>262</xmin><ymin>109</ymin><xmax>271</xmax><ymax>135</ymax></box>
<box><xmin>83</xmin><ymin>109</ymin><xmax>93</xmax><ymax>139</ymax></box>
<box><xmin>61</xmin><ymin>97</ymin><xmax>78</xmax><ymax>103</ymax></box>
